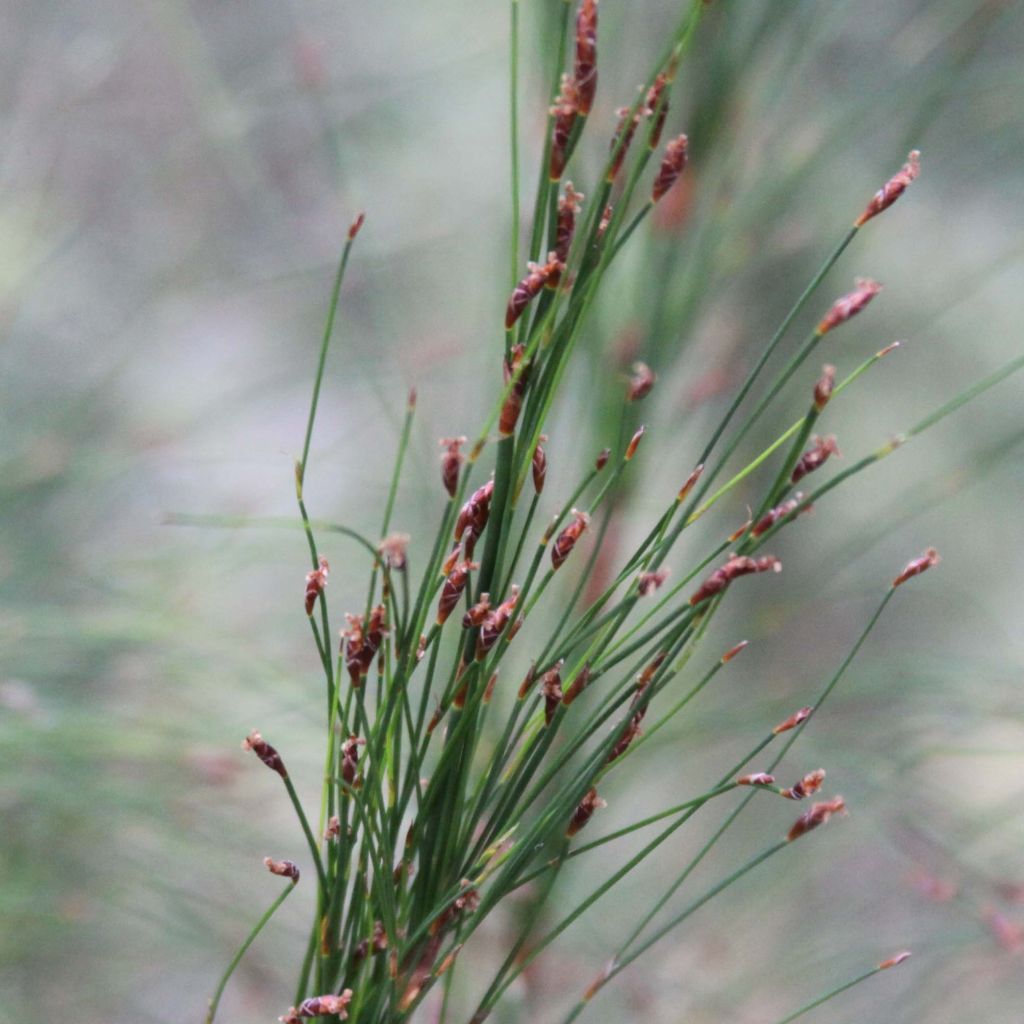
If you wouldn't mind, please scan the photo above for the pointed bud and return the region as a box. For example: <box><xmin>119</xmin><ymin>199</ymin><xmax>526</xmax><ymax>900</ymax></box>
<box><xmin>549</xmin><ymin>75</ymin><xmax>580</xmax><ymax>181</ymax></box>
<box><xmin>790</xmin><ymin>435</ymin><xmax>840</xmax><ymax>484</ymax></box>
<box><xmin>348</xmin><ymin>213</ymin><xmax>365</xmax><ymax>240</ymax></box>
<box><xmin>500</xmin><ymin>344</ymin><xmax>531</xmax><ymax>434</ymax></box>
<box><xmin>814</xmin><ymin>364</ymin><xmax>836</xmax><ymax>412</ymax></box>
<box><xmin>816</xmin><ymin>278</ymin><xmax>882</xmax><ymax>336</ymax></box>
<box><xmin>506</xmin><ymin>257</ymin><xmax>563</xmax><ymax>330</ymax></box>
<box><xmin>855</xmin><ymin>150</ymin><xmax>920</xmax><ymax>227</ymax></box>
<box><xmin>242</xmin><ymin>730</ymin><xmax>288</xmax><ymax>779</ymax></box>
<box><xmin>721</xmin><ymin>639</ymin><xmax>749</xmax><ymax>663</ymax></box>
<box><xmin>787</xmin><ymin>796</ymin><xmax>847</xmax><ymax>842</ymax></box>
<box><xmin>552</xmin><ymin>509</ymin><xmax>590</xmax><ymax>569</ymax></box>
<box><xmin>689</xmin><ymin>554</ymin><xmax>781</xmax><ymax>606</ymax></box>
<box><xmin>540</xmin><ymin>661</ymin><xmax>565</xmax><ymax>725</ymax></box>
<box><xmin>608</xmin><ymin>106</ymin><xmax>642</xmax><ymax>182</ymax></box>
<box><xmin>562</xmin><ymin>662</ymin><xmax>592</xmax><ymax>705</ymax></box>
<box><xmin>781</xmin><ymin>768</ymin><xmax>826</xmax><ymax>800</ymax></box>
<box><xmin>638</xmin><ymin>568</ymin><xmax>669</xmax><ymax>596</ymax></box>
<box><xmin>677</xmin><ymin>463</ymin><xmax>704</xmax><ymax>502</ymax></box>
<box><xmin>573</xmin><ymin>0</ymin><xmax>599</xmax><ymax>115</ymax></box>
<box><xmin>532</xmin><ymin>435</ymin><xmax>548</xmax><ymax>495</ymax></box>
<box><xmin>264</xmin><ymin>857</ymin><xmax>300</xmax><ymax>884</ymax></box>
<box><xmin>893</xmin><ymin>547</ymin><xmax>940</xmax><ymax>588</ymax></box>
<box><xmin>752</xmin><ymin>494</ymin><xmax>809</xmax><ymax>538</ymax></box>
<box><xmin>878</xmin><ymin>951</ymin><xmax>912</xmax><ymax>970</ymax></box>
<box><xmin>624</xmin><ymin>425</ymin><xmax>646</xmax><ymax>461</ymax></box>
<box><xmin>652</xmin><ymin>134</ymin><xmax>688</xmax><ymax>202</ymax></box>
<box><xmin>476</xmin><ymin>586</ymin><xmax>520</xmax><ymax>659</ymax></box>
<box><xmin>595</xmin><ymin>447</ymin><xmax>611</xmax><ymax>471</ymax></box>
<box><xmin>773</xmin><ymin>706</ymin><xmax>813</xmax><ymax>734</ymax></box>
<box><xmin>439</xmin><ymin>437</ymin><xmax>467</xmax><ymax>497</ymax></box>
<box><xmin>645</xmin><ymin>72</ymin><xmax>670</xmax><ymax>149</ymax></box>
<box><xmin>305</xmin><ymin>556</ymin><xmax>330</xmax><ymax>615</ymax></box>
<box><xmin>567</xmin><ymin>787</ymin><xmax>606</xmax><ymax>837</ymax></box>
<box><xmin>436</xmin><ymin>560</ymin><xmax>478</xmax><ymax>625</ymax></box>
<box><xmin>627</xmin><ymin>361</ymin><xmax>656</xmax><ymax>402</ymax></box>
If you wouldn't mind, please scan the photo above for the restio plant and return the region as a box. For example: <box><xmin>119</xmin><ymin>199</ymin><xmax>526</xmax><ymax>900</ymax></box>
<box><xmin>199</xmin><ymin>2</ymin><xmax>1024</xmax><ymax>1022</ymax></box>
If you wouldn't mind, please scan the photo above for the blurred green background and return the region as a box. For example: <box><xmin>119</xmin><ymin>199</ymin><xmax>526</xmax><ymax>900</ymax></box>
<box><xmin>2</xmin><ymin>1</ymin><xmax>1023</xmax><ymax>1021</ymax></box>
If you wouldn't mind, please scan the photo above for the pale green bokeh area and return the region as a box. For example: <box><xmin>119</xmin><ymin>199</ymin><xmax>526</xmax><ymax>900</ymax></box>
<box><xmin>1</xmin><ymin>1</ymin><xmax>1023</xmax><ymax>1022</ymax></box>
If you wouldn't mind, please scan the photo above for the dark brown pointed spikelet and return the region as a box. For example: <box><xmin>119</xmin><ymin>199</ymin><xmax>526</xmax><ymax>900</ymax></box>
<box><xmin>787</xmin><ymin>795</ymin><xmax>847</xmax><ymax>842</ymax></box>
<box><xmin>280</xmin><ymin>990</ymin><xmax>353</xmax><ymax>1022</ymax></box>
<box><xmin>437</xmin><ymin>559</ymin><xmax>478</xmax><ymax>625</ymax></box>
<box><xmin>567</xmin><ymin>787</ymin><xmax>606</xmax><ymax>837</ymax></box>
<box><xmin>347</xmin><ymin>212</ymin><xmax>365</xmax><ymax>240</ymax></box>
<box><xmin>242</xmin><ymin>730</ymin><xmax>287</xmax><ymax>779</ymax></box>
<box><xmin>814</xmin><ymin>363</ymin><xmax>836</xmax><ymax>412</ymax></box>
<box><xmin>562</xmin><ymin>662</ymin><xmax>592</xmax><ymax>705</ymax></box>
<box><xmin>645</xmin><ymin>72</ymin><xmax>670</xmax><ymax>149</ymax></box>
<box><xmin>721</xmin><ymin>639</ymin><xmax>749</xmax><ymax>663</ymax></box>
<box><xmin>856</xmin><ymin>150</ymin><xmax>920</xmax><ymax>227</ymax></box>
<box><xmin>781</xmin><ymin>768</ymin><xmax>826</xmax><ymax>800</ymax></box>
<box><xmin>340</xmin><ymin>735</ymin><xmax>365</xmax><ymax>787</ymax></box>
<box><xmin>608</xmin><ymin>106</ymin><xmax>642</xmax><ymax>182</ymax></box>
<box><xmin>552</xmin><ymin>509</ymin><xmax>590</xmax><ymax>569</ymax></box>
<box><xmin>552</xmin><ymin>184</ymin><xmax>584</xmax><ymax>283</ymax></box>
<box><xmin>791</xmin><ymin>435</ymin><xmax>840</xmax><ymax>484</ymax></box>
<box><xmin>737</xmin><ymin>772</ymin><xmax>775</xmax><ymax>787</ymax></box>
<box><xmin>540</xmin><ymin>660</ymin><xmax>565</xmax><ymax>724</ymax></box>
<box><xmin>304</xmin><ymin>556</ymin><xmax>329</xmax><ymax>616</ymax></box>
<box><xmin>677</xmin><ymin>463</ymin><xmax>704</xmax><ymax>502</ymax></box>
<box><xmin>505</xmin><ymin>257</ymin><xmax>563</xmax><ymax>329</ymax></box>
<box><xmin>439</xmin><ymin>436</ymin><xmax>467</xmax><ymax>497</ymax></box>
<box><xmin>608</xmin><ymin>709</ymin><xmax>644</xmax><ymax>762</ymax></box>
<box><xmin>638</xmin><ymin>568</ymin><xmax>669</xmax><ymax>596</ymax></box>
<box><xmin>751</xmin><ymin>493</ymin><xmax>808</xmax><ymax>538</ymax></box>
<box><xmin>816</xmin><ymin>278</ymin><xmax>882</xmax><ymax>335</ymax></box>
<box><xmin>462</xmin><ymin>593</ymin><xmax>491</xmax><ymax>629</ymax></box>
<box><xmin>549</xmin><ymin>74</ymin><xmax>580</xmax><ymax>181</ymax></box>
<box><xmin>476</xmin><ymin>586</ymin><xmax>520</xmax><ymax>659</ymax></box>
<box><xmin>652</xmin><ymin>134</ymin><xmax>688</xmax><ymax>202</ymax></box>
<box><xmin>264</xmin><ymin>857</ymin><xmax>300</xmax><ymax>884</ymax></box>
<box><xmin>624</xmin><ymin>425</ymin><xmax>646</xmax><ymax>460</ymax></box>
<box><xmin>454</xmin><ymin>480</ymin><xmax>494</xmax><ymax>545</ymax></box>
<box><xmin>532</xmin><ymin>436</ymin><xmax>548</xmax><ymax>494</ymax></box>
<box><xmin>595</xmin><ymin>447</ymin><xmax>611</xmax><ymax>471</ymax></box>
<box><xmin>773</xmin><ymin>705</ymin><xmax>813</xmax><ymax>734</ymax></box>
<box><xmin>893</xmin><ymin>547</ymin><xmax>940</xmax><ymax>587</ymax></box>
<box><xmin>627</xmin><ymin>361</ymin><xmax>656</xmax><ymax>401</ymax></box>
<box><xmin>499</xmin><ymin>344</ymin><xmax>531</xmax><ymax>434</ymax></box>
<box><xmin>573</xmin><ymin>0</ymin><xmax>598</xmax><ymax>115</ymax></box>
<box><xmin>689</xmin><ymin>554</ymin><xmax>781</xmax><ymax>606</ymax></box>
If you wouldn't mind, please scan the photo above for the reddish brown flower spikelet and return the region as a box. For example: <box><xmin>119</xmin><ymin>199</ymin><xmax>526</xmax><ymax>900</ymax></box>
<box><xmin>567</xmin><ymin>787</ymin><xmax>606</xmax><ymax>837</ymax></box>
<box><xmin>455</xmin><ymin>480</ymin><xmax>494</xmax><ymax>545</ymax></box>
<box><xmin>624</xmin><ymin>425</ymin><xmax>646</xmax><ymax>461</ymax></box>
<box><xmin>517</xmin><ymin>664</ymin><xmax>536</xmax><ymax>701</ymax></box>
<box><xmin>552</xmin><ymin>509</ymin><xmax>590</xmax><ymax>569</ymax></box>
<box><xmin>573</xmin><ymin>0</ymin><xmax>599</xmax><ymax>115</ymax></box>
<box><xmin>627</xmin><ymin>361</ymin><xmax>657</xmax><ymax>402</ymax></box>
<box><xmin>532</xmin><ymin>437</ymin><xmax>548</xmax><ymax>495</ymax></box>
<box><xmin>242</xmin><ymin>730</ymin><xmax>288</xmax><ymax>779</ymax></box>
<box><xmin>264</xmin><ymin>857</ymin><xmax>300</xmax><ymax>884</ymax></box>
<box><xmin>476</xmin><ymin>586</ymin><xmax>520</xmax><ymax>659</ymax></box>
<box><xmin>814</xmin><ymin>364</ymin><xmax>836</xmax><ymax>412</ymax></box>
<box><xmin>562</xmin><ymin>662</ymin><xmax>592</xmax><ymax>705</ymax></box>
<box><xmin>856</xmin><ymin>150</ymin><xmax>921</xmax><ymax>227</ymax></box>
<box><xmin>500</xmin><ymin>344</ymin><xmax>531</xmax><ymax>434</ymax></box>
<box><xmin>340</xmin><ymin>735</ymin><xmax>365</xmax><ymax>787</ymax></box>
<box><xmin>549</xmin><ymin>75</ymin><xmax>580</xmax><ymax>181</ymax></box>
<box><xmin>677</xmin><ymin>463</ymin><xmax>704</xmax><ymax>502</ymax></box>
<box><xmin>597</xmin><ymin>203</ymin><xmax>613</xmax><ymax>239</ymax></box>
<box><xmin>551</xmin><ymin>184</ymin><xmax>584</xmax><ymax>285</ymax></box>
<box><xmin>305</xmin><ymin>556</ymin><xmax>329</xmax><ymax>616</ymax></box>
<box><xmin>439</xmin><ymin>436</ymin><xmax>467</xmax><ymax>497</ymax></box>
<box><xmin>638</xmin><ymin>568</ymin><xmax>669</xmax><ymax>596</ymax></box>
<box><xmin>689</xmin><ymin>554</ymin><xmax>781</xmax><ymax>606</ymax></box>
<box><xmin>325</xmin><ymin>815</ymin><xmax>341</xmax><ymax>840</ymax></box>
<box><xmin>816</xmin><ymin>278</ymin><xmax>882</xmax><ymax>335</ymax></box>
<box><xmin>721</xmin><ymin>639</ymin><xmax>749</xmax><ymax>663</ymax></box>
<box><xmin>462</xmin><ymin>593</ymin><xmax>491</xmax><ymax>630</ymax></box>
<box><xmin>608</xmin><ymin>106</ymin><xmax>642</xmax><ymax>182</ymax></box>
<box><xmin>893</xmin><ymin>547</ymin><xmax>940</xmax><ymax>588</ymax></box>
<box><xmin>505</xmin><ymin>257</ymin><xmax>563</xmax><ymax>330</ymax></box>
<box><xmin>773</xmin><ymin>706</ymin><xmax>813</xmax><ymax>734</ymax></box>
<box><xmin>645</xmin><ymin>72</ymin><xmax>670</xmax><ymax>149</ymax></box>
<box><xmin>378</xmin><ymin>532</ymin><xmax>410</xmax><ymax>570</ymax></box>
<box><xmin>878</xmin><ymin>951</ymin><xmax>913</xmax><ymax>970</ymax></box>
<box><xmin>437</xmin><ymin>560</ymin><xmax>478</xmax><ymax>625</ymax></box>
<box><xmin>280</xmin><ymin>991</ymin><xmax>353</xmax><ymax>1022</ymax></box>
<box><xmin>787</xmin><ymin>796</ymin><xmax>847</xmax><ymax>842</ymax></box>
<box><xmin>652</xmin><ymin>134</ymin><xmax>688</xmax><ymax>202</ymax></box>
<box><xmin>635</xmin><ymin>650</ymin><xmax>668</xmax><ymax>691</ymax></box>
<box><xmin>752</xmin><ymin>494</ymin><xmax>809</xmax><ymax>539</ymax></box>
<box><xmin>483</xmin><ymin>671</ymin><xmax>499</xmax><ymax>704</ymax></box>
<box><xmin>595</xmin><ymin>447</ymin><xmax>611</xmax><ymax>471</ymax></box>
<box><xmin>540</xmin><ymin>661</ymin><xmax>565</xmax><ymax>725</ymax></box>
<box><xmin>348</xmin><ymin>213</ymin><xmax>365</xmax><ymax>240</ymax></box>
<box><xmin>781</xmin><ymin>768</ymin><xmax>826</xmax><ymax>800</ymax></box>
<box><xmin>737</xmin><ymin>772</ymin><xmax>775</xmax><ymax>787</ymax></box>
<box><xmin>608</xmin><ymin>710</ymin><xmax>644</xmax><ymax>762</ymax></box>
<box><xmin>790</xmin><ymin>435</ymin><xmax>840</xmax><ymax>484</ymax></box>
<box><xmin>342</xmin><ymin>605</ymin><xmax>388</xmax><ymax>686</ymax></box>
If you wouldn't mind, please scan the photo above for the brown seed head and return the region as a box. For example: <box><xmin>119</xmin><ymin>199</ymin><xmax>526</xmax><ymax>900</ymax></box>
<box><xmin>532</xmin><ymin>436</ymin><xmax>548</xmax><ymax>495</ymax></box>
<box><xmin>595</xmin><ymin>447</ymin><xmax>611</xmax><ymax>471</ymax></box>
<box><xmin>781</xmin><ymin>768</ymin><xmax>827</xmax><ymax>800</ymax></box>
<box><xmin>627</xmin><ymin>361</ymin><xmax>656</xmax><ymax>402</ymax></box>
<box><xmin>305</xmin><ymin>556</ymin><xmax>330</xmax><ymax>615</ymax></box>
<box><xmin>439</xmin><ymin>437</ymin><xmax>467</xmax><ymax>497</ymax></box>
<box><xmin>340</xmin><ymin>735</ymin><xmax>365</xmax><ymax>787</ymax></box>
<box><xmin>878</xmin><ymin>950</ymin><xmax>912</xmax><ymax>970</ymax></box>
<box><xmin>552</xmin><ymin>509</ymin><xmax>590</xmax><ymax>569</ymax></box>
<box><xmin>437</xmin><ymin>560</ymin><xmax>478</xmax><ymax>625</ymax></box>
<box><xmin>476</xmin><ymin>585</ymin><xmax>520</xmax><ymax>659</ymax></box>
<box><xmin>689</xmin><ymin>554</ymin><xmax>781</xmax><ymax>606</ymax></box>
<box><xmin>348</xmin><ymin>213</ymin><xmax>365</xmax><ymax>241</ymax></box>
<box><xmin>608</xmin><ymin>106</ymin><xmax>643</xmax><ymax>182</ymax></box>
<box><xmin>787</xmin><ymin>795</ymin><xmax>847</xmax><ymax>842</ymax></box>
<box><xmin>500</xmin><ymin>344</ymin><xmax>531</xmax><ymax>434</ymax></box>
<box><xmin>624</xmin><ymin>425</ymin><xmax>646</xmax><ymax>461</ymax></box>
<box><xmin>264</xmin><ymin>857</ymin><xmax>300</xmax><ymax>884</ymax></box>
<box><xmin>816</xmin><ymin>278</ymin><xmax>882</xmax><ymax>335</ymax></box>
<box><xmin>562</xmin><ymin>662</ymin><xmax>592</xmax><ymax>706</ymax></box>
<box><xmin>645</xmin><ymin>72</ymin><xmax>670</xmax><ymax>149</ymax></box>
<box><xmin>574</xmin><ymin>0</ymin><xmax>599</xmax><ymax>115</ymax></box>
<box><xmin>541</xmin><ymin>661</ymin><xmax>565</xmax><ymax>725</ymax></box>
<box><xmin>791</xmin><ymin>435</ymin><xmax>840</xmax><ymax>484</ymax></box>
<box><xmin>752</xmin><ymin>494</ymin><xmax>808</xmax><ymax>539</ymax></box>
<box><xmin>505</xmin><ymin>258</ymin><xmax>563</xmax><ymax>330</ymax></box>
<box><xmin>814</xmin><ymin>364</ymin><xmax>836</xmax><ymax>412</ymax></box>
<box><xmin>855</xmin><ymin>150</ymin><xmax>920</xmax><ymax>227</ymax></box>
<box><xmin>773</xmin><ymin>706</ymin><xmax>813</xmax><ymax>734</ymax></box>
<box><xmin>242</xmin><ymin>730</ymin><xmax>288</xmax><ymax>779</ymax></box>
<box><xmin>677</xmin><ymin>463</ymin><xmax>704</xmax><ymax>502</ymax></box>
<box><xmin>567</xmin><ymin>786</ymin><xmax>606</xmax><ymax>837</ymax></box>
<box><xmin>549</xmin><ymin>74</ymin><xmax>580</xmax><ymax>181</ymax></box>
<box><xmin>893</xmin><ymin>547</ymin><xmax>940</xmax><ymax>588</ymax></box>
<box><xmin>652</xmin><ymin>134</ymin><xmax>689</xmax><ymax>202</ymax></box>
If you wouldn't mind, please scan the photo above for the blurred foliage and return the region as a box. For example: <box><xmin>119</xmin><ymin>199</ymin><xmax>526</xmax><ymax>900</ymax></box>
<box><xmin>1</xmin><ymin>0</ymin><xmax>1022</xmax><ymax>1022</ymax></box>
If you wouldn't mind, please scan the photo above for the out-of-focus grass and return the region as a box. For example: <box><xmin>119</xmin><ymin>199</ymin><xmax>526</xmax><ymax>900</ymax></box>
<box><xmin>1</xmin><ymin>1</ymin><xmax>1022</xmax><ymax>1021</ymax></box>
